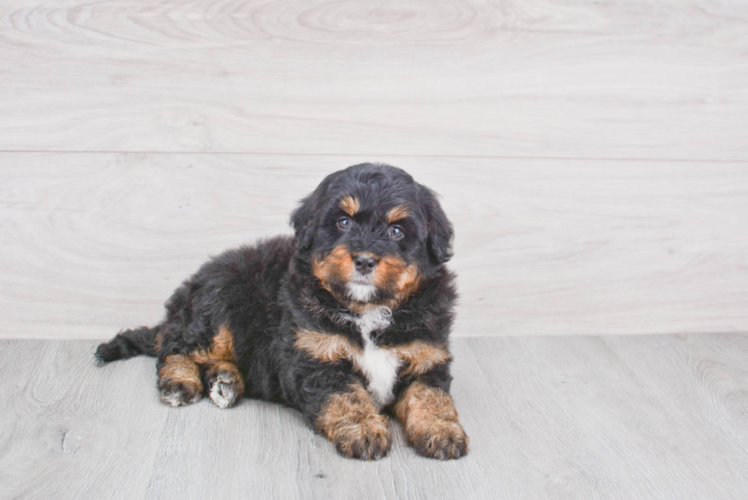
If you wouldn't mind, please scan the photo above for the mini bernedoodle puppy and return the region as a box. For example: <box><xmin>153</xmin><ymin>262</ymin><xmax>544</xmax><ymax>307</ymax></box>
<box><xmin>96</xmin><ymin>163</ymin><xmax>468</xmax><ymax>460</ymax></box>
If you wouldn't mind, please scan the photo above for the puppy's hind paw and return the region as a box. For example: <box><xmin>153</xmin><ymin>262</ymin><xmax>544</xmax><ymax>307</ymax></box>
<box><xmin>159</xmin><ymin>381</ymin><xmax>203</xmax><ymax>407</ymax></box>
<box><xmin>205</xmin><ymin>364</ymin><xmax>245</xmax><ymax>409</ymax></box>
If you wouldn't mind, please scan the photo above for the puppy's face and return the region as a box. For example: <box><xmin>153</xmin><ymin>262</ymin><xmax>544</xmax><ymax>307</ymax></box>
<box><xmin>311</xmin><ymin>194</ymin><xmax>421</xmax><ymax>305</ymax></box>
<box><xmin>291</xmin><ymin>164</ymin><xmax>453</xmax><ymax>306</ymax></box>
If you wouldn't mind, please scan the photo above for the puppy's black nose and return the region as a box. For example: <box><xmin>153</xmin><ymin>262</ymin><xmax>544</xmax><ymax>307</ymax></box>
<box><xmin>353</xmin><ymin>254</ymin><xmax>378</xmax><ymax>275</ymax></box>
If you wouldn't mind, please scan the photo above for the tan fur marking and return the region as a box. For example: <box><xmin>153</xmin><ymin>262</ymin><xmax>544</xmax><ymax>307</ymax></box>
<box><xmin>312</xmin><ymin>245</ymin><xmax>355</xmax><ymax>292</ymax></box>
<box><xmin>208</xmin><ymin>360</ymin><xmax>242</xmax><ymax>378</ymax></box>
<box><xmin>395</xmin><ymin>263</ymin><xmax>420</xmax><ymax>296</ymax></box>
<box><xmin>373</xmin><ymin>256</ymin><xmax>421</xmax><ymax>306</ymax></box>
<box><xmin>372</xmin><ymin>255</ymin><xmax>404</xmax><ymax>288</ymax></box>
<box><xmin>295</xmin><ymin>331</ymin><xmax>448</xmax><ymax>380</ymax></box>
<box><xmin>339</xmin><ymin>195</ymin><xmax>361</xmax><ymax>216</ymax></box>
<box><xmin>344</xmin><ymin>301</ymin><xmax>385</xmax><ymax>316</ymax></box>
<box><xmin>190</xmin><ymin>324</ymin><xmax>236</xmax><ymax>365</ymax></box>
<box><xmin>313</xmin><ymin>246</ymin><xmax>420</xmax><ymax>307</ymax></box>
<box><xmin>394</xmin><ymin>382</ymin><xmax>469</xmax><ymax>460</ymax></box>
<box><xmin>386</xmin><ymin>205</ymin><xmax>409</xmax><ymax>223</ymax></box>
<box><xmin>387</xmin><ymin>341</ymin><xmax>451</xmax><ymax>377</ymax></box>
<box><xmin>154</xmin><ymin>331</ymin><xmax>163</xmax><ymax>352</ymax></box>
<box><xmin>316</xmin><ymin>383</ymin><xmax>391</xmax><ymax>459</ymax></box>
<box><xmin>295</xmin><ymin>328</ymin><xmax>361</xmax><ymax>365</ymax></box>
<box><xmin>159</xmin><ymin>354</ymin><xmax>203</xmax><ymax>392</ymax></box>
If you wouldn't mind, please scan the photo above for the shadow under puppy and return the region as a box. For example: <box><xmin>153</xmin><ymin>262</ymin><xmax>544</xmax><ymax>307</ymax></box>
<box><xmin>96</xmin><ymin>163</ymin><xmax>468</xmax><ymax>460</ymax></box>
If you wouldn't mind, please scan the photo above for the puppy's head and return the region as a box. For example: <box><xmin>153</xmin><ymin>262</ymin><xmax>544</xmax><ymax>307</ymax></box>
<box><xmin>291</xmin><ymin>163</ymin><xmax>453</xmax><ymax>306</ymax></box>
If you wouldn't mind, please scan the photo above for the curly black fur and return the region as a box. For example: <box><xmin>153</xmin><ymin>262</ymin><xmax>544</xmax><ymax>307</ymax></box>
<box><xmin>96</xmin><ymin>163</ymin><xmax>467</xmax><ymax>460</ymax></box>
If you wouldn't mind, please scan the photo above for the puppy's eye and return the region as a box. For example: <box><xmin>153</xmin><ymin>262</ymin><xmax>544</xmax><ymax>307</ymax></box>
<box><xmin>337</xmin><ymin>217</ymin><xmax>352</xmax><ymax>230</ymax></box>
<box><xmin>388</xmin><ymin>225</ymin><xmax>404</xmax><ymax>240</ymax></box>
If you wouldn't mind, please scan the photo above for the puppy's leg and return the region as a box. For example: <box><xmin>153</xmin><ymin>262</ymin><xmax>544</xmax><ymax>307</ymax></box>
<box><xmin>180</xmin><ymin>324</ymin><xmax>245</xmax><ymax>409</ymax></box>
<box><xmin>203</xmin><ymin>361</ymin><xmax>244</xmax><ymax>409</ymax></box>
<box><xmin>394</xmin><ymin>380</ymin><xmax>469</xmax><ymax>460</ymax></box>
<box><xmin>312</xmin><ymin>380</ymin><xmax>391</xmax><ymax>460</ymax></box>
<box><xmin>158</xmin><ymin>354</ymin><xmax>204</xmax><ymax>406</ymax></box>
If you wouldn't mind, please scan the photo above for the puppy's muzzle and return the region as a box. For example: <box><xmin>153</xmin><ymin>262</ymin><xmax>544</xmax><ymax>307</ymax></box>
<box><xmin>353</xmin><ymin>253</ymin><xmax>379</xmax><ymax>276</ymax></box>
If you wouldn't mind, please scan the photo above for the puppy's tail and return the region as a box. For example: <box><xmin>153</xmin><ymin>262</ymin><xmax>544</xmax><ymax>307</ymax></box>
<box><xmin>95</xmin><ymin>325</ymin><xmax>161</xmax><ymax>364</ymax></box>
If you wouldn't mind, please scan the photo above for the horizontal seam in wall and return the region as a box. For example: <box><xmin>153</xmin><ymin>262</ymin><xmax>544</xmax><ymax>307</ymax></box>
<box><xmin>0</xmin><ymin>149</ymin><xmax>746</xmax><ymax>164</ymax></box>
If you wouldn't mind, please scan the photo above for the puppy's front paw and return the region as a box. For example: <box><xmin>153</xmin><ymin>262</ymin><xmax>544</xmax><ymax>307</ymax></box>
<box><xmin>332</xmin><ymin>414</ymin><xmax>391</xmax><ymax>460</ymax></box>
<box><xmin>395</xmin><ymin>382</ymin><xmax>469</xmax><ymax>460</ymax></box>
<box><xmin>316</xmin><ymin>384</ymin><xmax>391</xmax><ymax>460</ymax></box>
<box><xmin>408</xmin><ymin>419</ymin><xmax>468</xmax><ymax>460</ymax></box>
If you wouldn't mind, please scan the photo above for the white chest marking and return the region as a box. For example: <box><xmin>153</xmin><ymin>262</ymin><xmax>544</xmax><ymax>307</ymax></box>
<box><xmin>351</xmin><ymin>307</ymin><xmax>401</xmax><ymax>407</ymax></box>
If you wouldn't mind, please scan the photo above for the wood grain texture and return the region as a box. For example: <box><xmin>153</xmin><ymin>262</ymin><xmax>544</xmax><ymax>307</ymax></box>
<box><xmin>1</xmin><ymin>335</ymin><xmax>747</xmax><ymax>499</ymax></box>
<box><xmin>0</xmin><ymin>0</ymin><xmax>747</xmax><ymax>159</ymax></box>
<box><xmin>1</xmin><ymin>153</ymin><xmax>747</xmax><ymax>339</ymax></box>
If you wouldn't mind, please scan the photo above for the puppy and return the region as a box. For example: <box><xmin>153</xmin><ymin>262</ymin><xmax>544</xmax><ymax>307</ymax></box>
<box><xmin>96</xmin><ymin>163</ymin><xmax>468</xmax><ymax>460</ymax></box>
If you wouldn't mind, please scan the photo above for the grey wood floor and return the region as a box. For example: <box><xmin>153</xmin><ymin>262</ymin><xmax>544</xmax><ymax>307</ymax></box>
<box><xmin>2</xmin><ymin>335</ymin><xmax>748</xmax><ymax>500</ymax></box>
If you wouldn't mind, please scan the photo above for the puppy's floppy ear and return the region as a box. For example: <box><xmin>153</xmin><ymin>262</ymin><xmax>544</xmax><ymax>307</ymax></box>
<box><xmin>290</xmin><ymin>174</ymin><xmax>335</xmax><ymax>251</ymax></box>
<box><xmin>290</xmin><ymin>194</ymin><xmax>317</xmax><ymax>251</ymax></box>
<box><xmin>417</xmin><ymin>185</ymin><xmax>454</xmax><ymax>264</ymax></box>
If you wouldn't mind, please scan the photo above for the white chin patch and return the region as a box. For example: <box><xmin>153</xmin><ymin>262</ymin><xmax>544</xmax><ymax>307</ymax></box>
<box><xmin>347</xmin><ymin>282</ymin><xmax>377</xmax><ymax>302</ymax></box>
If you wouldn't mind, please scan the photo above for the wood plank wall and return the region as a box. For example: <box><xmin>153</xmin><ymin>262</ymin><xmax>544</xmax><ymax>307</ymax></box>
<box><xmin>1</xmin><ymin>0</ymin><xmax>747</xmax><ymax>338</ymax></box>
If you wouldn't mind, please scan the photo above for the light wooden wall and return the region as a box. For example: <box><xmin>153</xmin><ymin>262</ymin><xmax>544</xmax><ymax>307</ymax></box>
<box><xmin>1</xmin><ymin>0</ymin><xmax>746</xmax><ymax>339</ymax></box>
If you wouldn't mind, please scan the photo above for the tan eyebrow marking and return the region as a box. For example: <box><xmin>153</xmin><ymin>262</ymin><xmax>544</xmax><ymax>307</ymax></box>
<box><xmin>339</xmin><ymin>196</ymin><xmax>360</xmax><ymax>216</ymax></box>
<box><xmin>386</xmin><ymin>205</ymin><xmax>409</xmax><ymax>223</ymax></box>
